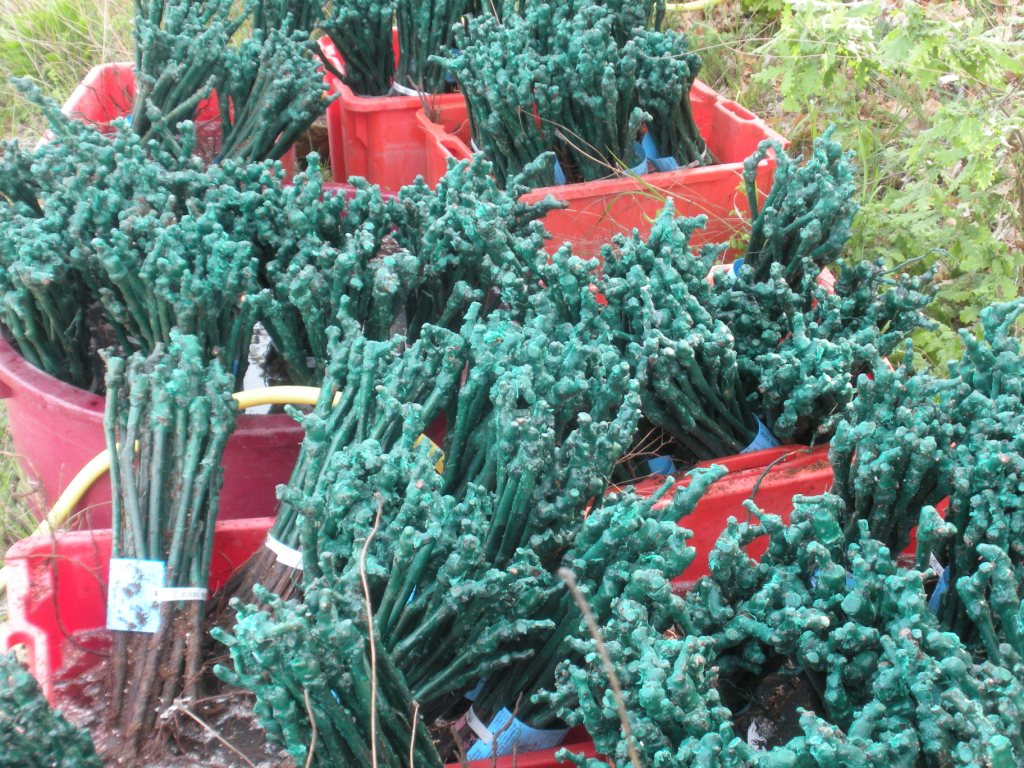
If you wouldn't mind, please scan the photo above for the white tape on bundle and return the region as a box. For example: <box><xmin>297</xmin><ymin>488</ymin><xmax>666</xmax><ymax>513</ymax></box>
<box><xmin>464</xmin><ymin>707</ymin><xmax>570</xmax><ymax>760</ymax></box>
<box><xmin>154</xmin><ymin>587</ymin><xmax>209</xmax><ymax>602</ymax></box>
<box><xmin>465</xmin><ymin>707</ymin><xmax>495</xmax><ymax>745</ymax></box>
<box><xmin>265</xmin><ymin>535</ymin><xmax>304</xmax><ymax>570</ymax></box>
<box><xmin>391</xmin><ymin>81</ymin><xmax>429</xmax><ymax>98</ymax></box>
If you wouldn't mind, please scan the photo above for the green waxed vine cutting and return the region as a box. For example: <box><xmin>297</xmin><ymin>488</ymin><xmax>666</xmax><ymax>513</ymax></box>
<box><xmin>104</xmin><ymin>333</ymin><xmax>238</xmax><ymax>755</ymax></box>
<box><xmin>440</xmin><ymin>0</ymin><xmax>710</xmax><ymax>189</ymax></box>
<box><xmin>321</xmin><ymin>0</ymin><xmax>395</xmax><ymax>96</ymax></box>
<box><xmin>0</xmin><ymin>653</ymin><xmax>102</xmax><ymax>768</ymax></box>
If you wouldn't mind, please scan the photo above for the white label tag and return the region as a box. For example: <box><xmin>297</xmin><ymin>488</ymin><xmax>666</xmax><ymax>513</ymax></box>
<box><xmin>107</xmin><ymin>558</ymin><xmax>165</xmax><ymax>633</ymax></box>
<box><xmin>929</xmin><ymin>553</ymin><xmax>944</xmax><ymax>577</ymax></box>
<box><xmin>391</xmin><ymin>81</ymin><xmax>428</xmax><ymax>98</ymax></box>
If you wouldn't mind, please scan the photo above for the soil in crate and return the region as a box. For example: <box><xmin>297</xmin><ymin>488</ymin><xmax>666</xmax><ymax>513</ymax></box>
<box><xmin>47</xmin><ymin>623</ymin><xmax>557</xmax><ymax>767</ymax></box>
<box><xmin>51</xmin><ymin>631</ymin><xmax>293</xmax><ymax>767</ymax></box>
<box><xmin>728</xmin><ymin>663</ymin><xmax>822</xmax><ymax>751</ymax></box>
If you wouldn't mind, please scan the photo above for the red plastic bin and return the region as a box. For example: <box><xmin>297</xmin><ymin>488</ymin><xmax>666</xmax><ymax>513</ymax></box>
<box><xmin>0</xmin><ymin>336</ymin><xmax>303</xmax><ymax>528</ymax></box>
<box><xmin>628</xmin><ymin>444</ymin><xmax>834</xmax><ymax>587</ymax></box>
<box><xmin>320</xmin><ymin>33</ymin><xmax>466</xmax><ymax>191</ymax></box>
<box><xmin>2</xmin><ymin>516</ymin><xmax>598</xmax><ymax>767</ymax></box>
<box><xmin>418</xmin><ymin>84</ymin><xmax>789</xmax><ymax>258</ymax></box>
<box><xmin>61</xmin><ymin>61</ymin><xmax>297</xmax><ymax>176</ymax></box>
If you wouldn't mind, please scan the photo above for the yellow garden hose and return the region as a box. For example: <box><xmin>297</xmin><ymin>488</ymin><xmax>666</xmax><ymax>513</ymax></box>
<box><xmin>0</xmin><ymin>386</ymin><xmax>324</xmax><ymax>596</ymax></box>
<box><xmin>0</xmin><ymin>385</ymin><xmax>442</xmax><ymax>597</ymax></box>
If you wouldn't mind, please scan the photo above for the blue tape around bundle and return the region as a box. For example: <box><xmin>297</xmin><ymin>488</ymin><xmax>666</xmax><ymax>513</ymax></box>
<box><xmin>463</xmin><ymin>707</ymin><xmax>570</xmax><ymax>760</ymax></box>
<box><xmin>642</xmin><ymin>132</ymin><xmax>680</xmax><ymax>172</ymax></box>
<box><xmin>741</xmin><ymin>417</ymin><xmax>783</xmax><ymax>453</ymax></box>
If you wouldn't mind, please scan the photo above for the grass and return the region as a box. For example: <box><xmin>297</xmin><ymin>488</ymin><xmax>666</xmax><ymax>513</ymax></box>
<box><xmin>0</xmin><ymin>0</ymin><xmax>131</xmax><ymax>577</ymax></box>
<box><xmin>0</xmin><ymin>0</ymin><xmax>132</xmax><ymax>141</ymax></box>
<box><xmin>0</xmin><ymin>403</ymin><xmax>41</xmax><ymax>593</ymax></box>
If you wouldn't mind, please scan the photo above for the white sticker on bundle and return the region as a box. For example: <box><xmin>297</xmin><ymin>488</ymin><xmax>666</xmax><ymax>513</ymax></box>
<box><xmin>106</xmin><ymin>558</ymin><xmax>166</xmax><ymax>633</ymax></box>
<box><xmin>107</xmin><ymin>559</ymin><xmax>209</xmax><ymax>633</ymax></box>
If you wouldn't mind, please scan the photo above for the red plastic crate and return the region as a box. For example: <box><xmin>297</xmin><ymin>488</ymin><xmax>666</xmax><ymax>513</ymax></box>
<box><xmin>627</xmin><ymin>444</ymin><xmax>835</xmax><ymax>586</ymax></box>
<box><xmin>418</xmin><ymin>84</ymin><xmax>789</xmax><ymax>258</ymax></box>
<box><xmin>3</xmin><ymin>517</ymin><xmax>273</xmax><ymax>702</ymax></box>
<box><xmin>3</xmin><ymin>517</ymin><xmax>598</xmax><ymax>767</ymax></box>
<box><xmin>320</xmin><ymin>33</ymin><xmax>466</xmax><ymax>190</ymax></box>
<box><xmin>62</xmin><ymin>61</ymin><xmax>297</xmax><ymax>176</ymax></box>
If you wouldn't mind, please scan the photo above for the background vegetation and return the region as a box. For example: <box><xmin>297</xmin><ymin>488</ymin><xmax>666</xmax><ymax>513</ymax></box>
<box><xmin>0</xmin><ymin>0</ymin><xmax>131</xmax><ymax>140</ymax></box>
<box><xmin>683</xmin><ymin>0</ymin><xmax>1024</xmax><ymax>365</ymax></box>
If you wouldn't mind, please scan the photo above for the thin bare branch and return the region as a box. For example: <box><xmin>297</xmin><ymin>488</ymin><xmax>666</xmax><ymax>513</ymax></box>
<box><xmin>558</xmin><ymin>568</ymin><xmax>642</xmax><ymax>768</ymax></box>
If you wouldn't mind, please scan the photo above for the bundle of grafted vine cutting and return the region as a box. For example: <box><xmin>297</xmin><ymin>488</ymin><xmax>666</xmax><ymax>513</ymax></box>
<box><xmin>384</xmin><ymin>155</ymin><xmax>558</xmax><ymax>334</ymax></box>
<box><xmin>394</xmin><ymin>0</ymin><xmax>470</xmax><ymax>95</ymax></box>
<box><xmin>0</xmin><ymin>652</ymin><xmax>102</xmax><ymax>768</ymax></box>
<box><xmin>438</xmin><ymin>14</ymin><xmax>558</xmax><ymax>188</ymax></box>
<box><xmin>211</xmin><ymin>316</ymin><xmax>466</xmax><ymax>613</ymax></box>
<box><xmin>918</xmin><ymin>300</ymin><xmax>1024</xmax><ymax>648</ymax></box>
<box><xmin>528</xmin><ymin>209</ymin><xmax>766</xmax><ymax>472</ymax></box>
<box><xmin>547</xmin><ymin>492</ymin><xmax>1024</xmax><ymax>767</ymax></box>
<box><xmin>739</xmin><ymin>129</ymin><xmax>859</xmax><ymax>290</ymax></box>
<box><xmin>518</xmin><ymin>137</ymin><xmax>895</xmax><ymax>461</ymax></box>
<box><xmin>740</xmin><ymin>256</ymin><xmax>935</xmax><ymax>445</ymax></box>
<box><xmin>462</xmin><ymin>472</ymin><xmax>722</xmax><ymax>756</ymax></box>
<box><xmin>0</xmin><ymin>91</ymin><xmax>261</xmax><ymax>389</ymax></box>
<box><xmin>262</xmin><ymin>155</ymin><xmax>559</xmax><ymax>384</ymax></box>
<box><xmin>709</xmin><ymin>133</ymin><xmax>935</xmax><ymax>445</ymax></box>
<box><xmin>217</xmin><ymin>435</ymin><xmax>557</xmax><ymax>768</ymax></box>
<box><xmin>947</xmin><ymin>298</ymin><xmax>1024</xmax><ymax>409</ymax></box>
<box><xmin>321</xmin><ymin>0</ymin><xmax>395</xmax><ymax>96</ymax></box>
<box><xmin>520</xmin><ymin>135</ymin><xmax>931</xmax><ymax>466</ymax></box>
<box><xmin>600</xmin><ymin>213</ymin><xmax>766</xmax><ymax>463</ymax></box>
<box><xmin>827</xmin><ymin>350</ymin><xmax>962</xmax><ymax>553</ymax></box>
<box><xmin>441</xmin><ymin>0</ymin><xmax>709</xmax><ymax>189</ymax></box>
<box><xmin>130</xmin><ymin>0</ymin><xmax>330</xmax><ymax>161</ymax></box>
<box><xmin>103</xmin><ymin>333</ymin><xmax>237</xmax><ymax>755</ymax></box>
<box><xmin>922</xmin><ymin>435</ymin><xmax>1024</xmax><ymax>653</ymax></box>
<box><xmin>634</xmin><ymin>27</ymin><xmax>709</xmax><ymax>170</ymax></box>
<box><xmin>129</xmin><ymin>0</ymin><xmax>244</xmax><ymax>147</ymax></box>
<box><xmin>217</xmin><ymin>21</ymin><xmax>331</xmax><ymax>162</ymax></box>
<box><xmin>0</xmin><ymin>100</ymin><xmax>278</xmax><ymax>390</ymax></box>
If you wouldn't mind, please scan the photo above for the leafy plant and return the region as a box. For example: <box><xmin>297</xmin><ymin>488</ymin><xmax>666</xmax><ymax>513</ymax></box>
<box><xmin>739</xmin><ymin>0</ymin><xmax>1024</xmax><ymax>366</ymax></box>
